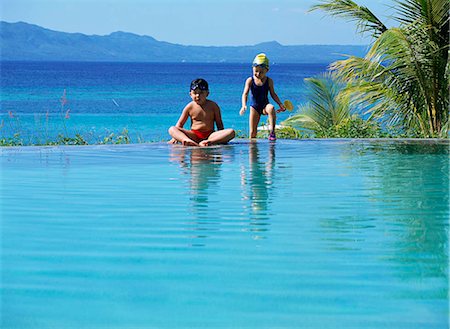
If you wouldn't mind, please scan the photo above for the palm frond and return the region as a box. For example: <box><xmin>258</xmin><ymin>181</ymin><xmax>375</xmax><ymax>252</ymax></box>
<box><xmin>393</xmin><ymin>0</ymin><xmax>449</xmax><ymax>29</ymax></box>
<box><xmin>283</xmin><ymin>104</ymin><xmax>327</xmax><ymax>136</ymax></box>
<box><xmin>282</xmin><ymin>74</ymin><xmax>352</xmax><ymax>135</ymax></box>
<box><xmin>310</xmin><ymin>0</ymin><xmax>387</xmax><ymax>38</ymax></box>
<box><xmin>330</xmin><ymin>55</ymin><xmax>388</xmax><ymax>83</ymax></box>
<box><xmin>392</xmin><ymin>0</ymin><xmax>424</xmax><ymax>25</ymax></box>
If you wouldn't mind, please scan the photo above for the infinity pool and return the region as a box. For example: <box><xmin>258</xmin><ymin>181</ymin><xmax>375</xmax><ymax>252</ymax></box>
<box><xmin>1</xmin><ymin>140</ymin><xmax>448</xmax><ymax>328</ymax></box>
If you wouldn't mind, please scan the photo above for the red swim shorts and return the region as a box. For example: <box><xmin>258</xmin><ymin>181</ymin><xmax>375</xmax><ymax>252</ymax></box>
<box><xmin>191</xmin><ymin>129</ymin><xmax>213</xmax><ymax>140</ymax></box>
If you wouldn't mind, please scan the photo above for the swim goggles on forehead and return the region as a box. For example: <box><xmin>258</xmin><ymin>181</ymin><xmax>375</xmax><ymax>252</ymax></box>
<box><xmin>190</xmin><ymin>83</ymin><xmax>208</xmax><ymax>91</ymax></box>
<box><xmin>252</xmin><ymin>63</ymin><xmax>269</xmax><ymax>69</ymax></box>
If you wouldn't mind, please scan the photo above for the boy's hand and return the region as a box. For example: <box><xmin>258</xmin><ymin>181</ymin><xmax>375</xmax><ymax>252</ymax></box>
<box><xmin>239</xmin><ymin>106</ymin><xmax>247</xmax><ymax>116</ymax></box>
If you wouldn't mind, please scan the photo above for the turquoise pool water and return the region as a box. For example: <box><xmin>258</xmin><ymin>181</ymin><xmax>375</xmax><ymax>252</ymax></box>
<box><xmin>1</xmin><ymin>140</ymin><xmax>449</xmax><ymax>328</ymax></box>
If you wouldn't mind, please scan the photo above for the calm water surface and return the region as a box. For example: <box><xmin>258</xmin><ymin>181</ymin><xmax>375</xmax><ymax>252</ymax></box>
<box><xmin>1</xmin><ymin>140</ymin><xmax>449</xmax><ymax>328</ymax></box>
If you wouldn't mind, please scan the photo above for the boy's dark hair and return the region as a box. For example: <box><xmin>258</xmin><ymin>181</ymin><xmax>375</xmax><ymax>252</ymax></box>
<box><xmin>190</xmin><ymin>78</ymin><xmax>209</xmax><ymax>91</ymax></box>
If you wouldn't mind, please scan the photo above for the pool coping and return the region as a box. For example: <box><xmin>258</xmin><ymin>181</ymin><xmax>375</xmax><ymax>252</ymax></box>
<box><xmin>1</xmin><ymin>138</ymin><xmax>449</xmax><ymax>152</ymax></box>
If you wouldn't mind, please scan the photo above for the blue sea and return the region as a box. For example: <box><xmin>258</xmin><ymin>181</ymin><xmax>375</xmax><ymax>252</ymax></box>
<box><xmin>0</xmin><ymin>61</ymin><xmax>328</xmax><ymax>143</ymax></box>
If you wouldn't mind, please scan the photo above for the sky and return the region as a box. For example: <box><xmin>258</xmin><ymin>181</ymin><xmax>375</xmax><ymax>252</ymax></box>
<box><xmin>1</xmin><ymin>0</ymin><xmax>395</xmax><ymax>46</ymax></box>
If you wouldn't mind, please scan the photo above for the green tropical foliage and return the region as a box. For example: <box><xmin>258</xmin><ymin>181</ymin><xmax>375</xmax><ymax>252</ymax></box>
<box><xmin>310</xmin><ymin>0</ymin><xmax>449</xmax><ymax>137</ymax></box>
<box><xmin>0</xmin><ymin>133</ymin><xmax>24</xmax><ymax>146</ymax></box>
<box><xmin>282</xmin><ymin>73</ymin><xmax>384</xmax><ymax>138</ymax></box>
<box><xmin>313</xmin><ymin>116</ymin><xmax>386</xmax><ymax>138</ymax></box>
<box><xmin>283</xmin><ymin>73</ymin><xmax>351</xmax><ymax>133</ymax></box>
<box><xmin>0</xmin><ymin>129</ymin><xmax>134</xmax><ymax>146</ymax></box>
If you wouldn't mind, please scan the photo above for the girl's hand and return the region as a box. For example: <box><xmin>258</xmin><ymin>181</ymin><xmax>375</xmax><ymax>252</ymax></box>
<box><xmin>239</xmin><ymin>106</ymin><xmax>247</xmax><ymax>116</ymax></box>
<box><xmin>276</xmin><ymin>105</ymin><xmax>286</xmax><ymax>113</ymax></box>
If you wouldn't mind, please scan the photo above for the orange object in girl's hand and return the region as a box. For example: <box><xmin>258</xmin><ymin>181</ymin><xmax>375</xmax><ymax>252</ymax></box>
<box><xmin>284</xmin><ymin>100</ymin><xmax>294</xmax><ymax>111</ymax></box>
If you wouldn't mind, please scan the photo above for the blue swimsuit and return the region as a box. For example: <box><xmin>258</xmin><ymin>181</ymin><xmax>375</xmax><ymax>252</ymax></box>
<box><xmin>250</xmin><ymin>77</ymin><xmax>269</xmax><ymax>114</ymax></box>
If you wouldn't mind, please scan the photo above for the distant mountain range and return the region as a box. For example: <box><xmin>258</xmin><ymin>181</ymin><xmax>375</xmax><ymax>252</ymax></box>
<box><xmin>0</xmin><ymin>21</ymin><xmax>368</xmax><ymax>63</ymax></box>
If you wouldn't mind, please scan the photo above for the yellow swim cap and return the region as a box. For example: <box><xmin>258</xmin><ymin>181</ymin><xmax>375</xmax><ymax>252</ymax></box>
<box><xmin>252</xmin><ymin>53</ymin><xmax>269</xmax><ymax>69</ymax></box>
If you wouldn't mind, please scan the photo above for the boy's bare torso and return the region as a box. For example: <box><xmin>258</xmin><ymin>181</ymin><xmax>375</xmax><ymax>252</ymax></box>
<box><xmin>188</xmin><ymin>100</ymin><xmax>217</xmax><ymax>131</ymax></box>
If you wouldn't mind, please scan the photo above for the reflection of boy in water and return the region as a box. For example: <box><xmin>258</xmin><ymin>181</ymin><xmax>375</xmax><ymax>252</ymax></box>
<box><xmin>169</xmin><ymin>146</ymin><xmax>224</xmax><ymax>200</ymax></box>
<box><xmin>169</xmin><ymin>144</ymin><xmax>226</xmax><ymax>247</ymax></box>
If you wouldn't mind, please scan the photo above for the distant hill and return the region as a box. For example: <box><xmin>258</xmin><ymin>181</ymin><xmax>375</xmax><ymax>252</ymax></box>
<box><xmin>0</xmin><ymin>21</ymin><xmax>368</xmax><ymax>63</ymax></box>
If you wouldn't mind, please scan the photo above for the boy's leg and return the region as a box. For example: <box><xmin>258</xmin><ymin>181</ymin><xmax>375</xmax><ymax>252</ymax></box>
<box><xmin>199</xmin><ymin>129</ymin><xmax>235</xmax><ymax>146</ymax></box>
<box><xmin>249</xmin><ymin>107</ymin><xmax>261</xmax><ymax>138</ymax></box>
<box><xmin>168</xmin><ymin>126</ymin><xmax>199</xmax><ymax>146</ymax></box>
<box><xmin>263</xmin><ymin>104</ymin><xmax>276</xmax><ymax>134</ymax></box>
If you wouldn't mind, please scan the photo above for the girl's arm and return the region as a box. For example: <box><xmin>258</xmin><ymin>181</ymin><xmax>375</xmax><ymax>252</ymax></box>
<box><xmin>268</xmin><ymin>78</ymin><xmax>285</xmax><ymax>111</ymax></box>
<box><xmin>240</xmin><ymin>77</ymin><xmax>252</xmax><ymax>115</ymax></box>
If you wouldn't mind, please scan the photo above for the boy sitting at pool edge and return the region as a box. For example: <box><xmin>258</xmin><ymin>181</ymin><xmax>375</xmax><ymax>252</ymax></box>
<box><xmin>168</xmin><ymin>78</ymin><xmax>235</xmax><ymax>146</ymax></box>
<box><xmin>240</xmin><ymin>53</ymin><xmax>285</xmax><ymax>140</ymax></box>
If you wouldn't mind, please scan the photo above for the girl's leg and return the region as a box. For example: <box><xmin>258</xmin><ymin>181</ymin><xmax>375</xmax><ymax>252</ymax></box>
<box><xmin>249</xmin><ymin>107</ymin><xmax>261</xmax><ymax>138</ymax></box>
<box><xmin>263</xmin><ymin>104</ymin><xmax>276</xmax><ymax>134</ymax></box>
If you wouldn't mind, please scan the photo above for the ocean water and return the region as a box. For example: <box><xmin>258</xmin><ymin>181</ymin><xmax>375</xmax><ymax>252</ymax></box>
<box><xmin>1</xmin><ymin>139</ymin><xmax>449</xmax><ymax>328</ymax></box>
<box><xmin>0</xmin><ymin>61</ymin><xmax>327</xmax><ymax>143</ymax></box>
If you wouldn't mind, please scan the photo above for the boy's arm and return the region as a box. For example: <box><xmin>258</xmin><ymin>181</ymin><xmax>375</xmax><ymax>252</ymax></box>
<box><xmin>240</xmin><ymin>77</ymin><xmax>252</xmax><ymax>115</ymax></box>
<box><xmin>268</xmin><ymin>78</ymin><xmax>285</xmax><ymax>111</ymax></box>
<box><xmin>175</xmin><ymin>104</ymin><xmax>191</xmax><ymax>128</ymax></box>
<box><xmin>214</xmin><ymin>103</ymin><xmax>225</xmax><ymax>130</ymax></box>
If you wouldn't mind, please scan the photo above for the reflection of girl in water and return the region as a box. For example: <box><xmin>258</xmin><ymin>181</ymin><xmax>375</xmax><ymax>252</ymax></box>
<box><xmin>240</xmin><ymin>141</ymin><xmax>276</xmax><ymax>241</ymax></box>
<box><xmin>241</xmin><ymin>141</ymin><xmax>276</xmax><ymax>213</ymax></box>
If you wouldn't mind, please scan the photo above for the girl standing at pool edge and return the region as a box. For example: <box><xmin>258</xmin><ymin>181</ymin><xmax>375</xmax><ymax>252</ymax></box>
<box><xmin>239</xmin><ymin>53</ymin><xmax>285</xmax><ymax>140</ymax></box>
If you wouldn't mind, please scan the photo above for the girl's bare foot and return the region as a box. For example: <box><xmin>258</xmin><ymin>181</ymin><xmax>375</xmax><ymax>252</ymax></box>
<box><xmin>199</xmin><ymin>140</ymin><xmax>211</xmax><ymax>147</ymax></box>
